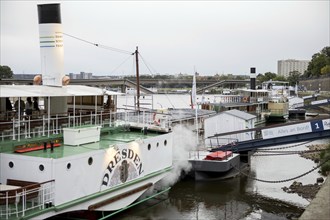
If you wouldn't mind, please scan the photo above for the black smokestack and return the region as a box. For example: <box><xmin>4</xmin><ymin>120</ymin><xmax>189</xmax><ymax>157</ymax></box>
<box><xmin>38</xmin><ymin>4</ymin><xmax>61</xmax><ymax>24</ymax></box>
<box><xmin>250</xmin><ymin>67</ymin><xmax>256</xmax><ymax>90</ymax></box>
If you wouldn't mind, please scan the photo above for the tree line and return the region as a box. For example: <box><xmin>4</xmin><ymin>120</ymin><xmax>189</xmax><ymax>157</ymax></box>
<box><xmin>1</xmin><ymin>46</ymin><xmax>329</xmax><ymax>86</ymax></box>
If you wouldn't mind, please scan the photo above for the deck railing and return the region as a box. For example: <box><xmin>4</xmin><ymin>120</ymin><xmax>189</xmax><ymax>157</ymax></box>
<box><xmin>189</xmin><ymin>137</ymin><xmax>238</xmax><ymax>159</ymax></box>
<box><xmin>0</xmin><ymin>180</ymin><xmax>55</xmax><ymax>219</ymax></box>
<box><xmin>0</xmin><ymin>110</ymin><xmax>171</xmax><ymax>142</ymax></box>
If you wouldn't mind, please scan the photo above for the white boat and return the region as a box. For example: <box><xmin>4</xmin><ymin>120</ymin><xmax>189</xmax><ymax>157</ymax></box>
<box><xmin>262</xmin><ymin>81</ymin><xmax>290</xmax><ymax>122</ymax></box>
<box><xmin>188</xmin><ymin>137</ymin><xmax>241</xmax><ymax>181</ymax></box>
<box><xmin>0</xmin><ymin>4</ymin><xmax>173</xmax><ymax>219</ymax></box>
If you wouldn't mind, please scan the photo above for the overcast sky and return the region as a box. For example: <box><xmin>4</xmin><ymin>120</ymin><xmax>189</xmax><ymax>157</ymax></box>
<box><xmin>0</xmin><ymin>1</ymin><xmax>329</xmax><ymax>76</ymax></box>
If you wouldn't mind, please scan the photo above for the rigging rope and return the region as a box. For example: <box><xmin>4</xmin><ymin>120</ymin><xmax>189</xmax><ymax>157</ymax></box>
<box><xmin>110</xmin><ymin>55</ymin><xmax>134</xmax><ymax>75</ymax></box>
<box><xmin>139</xmin><ymin>53</ymin><xmax>157</xmax><ymax>75</ymax></box>
<box><xmin>255</xmin><ymin>141</ymin><xmax>313</xmax><ymax>151</ymax></box>
<box><xmin>62</xmin><ymin>32</ymin><xmax>133</xmax><ymax>55</ymax></box>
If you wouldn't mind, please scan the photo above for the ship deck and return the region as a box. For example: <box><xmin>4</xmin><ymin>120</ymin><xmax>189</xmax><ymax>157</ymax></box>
<box><xmin>1</xmin><ymin>128</ymin><xmax>159</xmax><ymax>159</ymax></box>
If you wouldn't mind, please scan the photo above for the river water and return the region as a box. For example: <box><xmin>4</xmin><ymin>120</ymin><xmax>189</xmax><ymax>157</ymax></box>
<box><xmin>112</xmin><ymin>94</ymin><xmax>327</xmax><ymax>220</ymax></box>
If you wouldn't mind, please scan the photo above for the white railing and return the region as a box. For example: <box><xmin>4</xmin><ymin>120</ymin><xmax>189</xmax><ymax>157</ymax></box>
<box><xmin>0</xmin><ymin>180</ymin><xmax>55</xmax><ymax>219</ymax></box>
<box><xmin>0</xmin><ymin>110</ymin><xmax>172</xmax><ymax>143</ymax></box>
<box><xmin>205</xmin><ymin>137</ymin><xmax>238</xmax><ymax>150</ymax></box>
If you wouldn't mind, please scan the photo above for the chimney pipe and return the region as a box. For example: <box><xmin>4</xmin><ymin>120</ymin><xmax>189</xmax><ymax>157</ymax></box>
<box><xmin>250</xmin><ymin>67</ymin><xmax>256</xmax><ymax>90</ymax></box>
<box><xmin>38</xmin><ymin>4</ymin><xmax>64</xmax><ymax>86</ymax></box>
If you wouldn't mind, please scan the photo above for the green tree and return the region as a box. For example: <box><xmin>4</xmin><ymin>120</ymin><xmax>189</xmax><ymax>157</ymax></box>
<box><xmin>321</xmin><ymin>65</ymin><xmax>330</xmax><ymax>75</ymax></box>
<box><xmin>320</xmin><ymin>143</ymin><xmax>330</xmax><ymax>176</ymax></box>
<box><xmin>287</xmin><ymin>71</ymin><xmax>301</xmax><ymax>86</ymax></box>
<box><xmin>0</xmin><ymin>65</ymin><xmax>14</xmax><ymax>79</ymax></box>
<box><xmin>261</xmin><ymin>72</ymin><xmax>276</xmax><ymax>81</ymax></box>
<box><xmin>256</xmin><ymin>73</ymin><xmax>266</xmax><ymax>83</ymax></box>
<box><xmin>305</xmin><ymin>46</ymin><xmax>330</xmax><ymax>77</ymax></box>
<box><xmin>274</xmin><ymin>75</ymin><xmax>287</xmax><ymax>82</ymax></box>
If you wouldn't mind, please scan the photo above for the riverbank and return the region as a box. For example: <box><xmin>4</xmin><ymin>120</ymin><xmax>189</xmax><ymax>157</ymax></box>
<box><xmin>298</xmin><ymin>175</ymin><xmax>330</xmax><ymax>220</ymax></box>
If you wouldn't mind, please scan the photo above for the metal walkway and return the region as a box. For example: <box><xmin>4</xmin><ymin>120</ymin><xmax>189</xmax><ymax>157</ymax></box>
<box><xmin>210</xmin><ymin>116</ymin><xmax>330</xmax><ymax>152</ymax></box>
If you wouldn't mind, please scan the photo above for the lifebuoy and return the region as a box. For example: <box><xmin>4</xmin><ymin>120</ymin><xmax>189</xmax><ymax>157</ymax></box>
<box><xmin>153</xmin><ymin>113</ymin><xmax>160</xmax><ymax>126</ymax></box>
<box><xmin>62</xmin><ymin>76</ymin><xmax>70</xmax><ymax>85</ymax></box>
<box><xmin>33</xmin><ymin>74</ymin><xmax>42</xmax><ymax>85</ymax></box>
<box><xmin>242</xmin><ymin>96</ymin><xmax>249</xmax><ymax>103</ymax></box>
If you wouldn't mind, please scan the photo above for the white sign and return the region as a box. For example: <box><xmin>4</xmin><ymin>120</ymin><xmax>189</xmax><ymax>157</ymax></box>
<box><xmin>323</xmin><ymin>119</ymin><xmax>330</xmax><ymax>130</ymax></box>
<box><xmin>311</xmin><ymin>99</ymin><xmax>329</xmax><ymax>105</ymax></box>
<box><xmin>262</xmin><ymin>122</ymin><xmax>312</xmax><ymax>139</ymax></box>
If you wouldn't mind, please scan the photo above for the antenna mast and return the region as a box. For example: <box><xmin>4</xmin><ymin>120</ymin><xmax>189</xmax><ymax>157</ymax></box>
<box><xmin>135</xmin><ymin>46</ymin><xmax>140</xmax><ymax>110</ymax></box>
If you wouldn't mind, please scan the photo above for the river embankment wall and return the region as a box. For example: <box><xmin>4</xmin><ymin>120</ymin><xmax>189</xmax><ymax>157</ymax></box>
<box><xmin>300</xmin><ymin>77</ymin><xmax>330</xmax><ymax>92</ymax></box>
<box><xmin>299</xmin><ymin>175</ymin><xmax>330</xmax><ymax>220</ymax></box>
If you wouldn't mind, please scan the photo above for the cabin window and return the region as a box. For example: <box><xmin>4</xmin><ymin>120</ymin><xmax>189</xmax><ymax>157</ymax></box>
<box><xmin>39</xmin><ymin>164</ymin><xmax>45</xmax><ymax>171</ymax></box>
<box><xmin>67</xmin><ymin>163</ymin><xmax>71</xmax><ymax>170</ymax></box>
<box><xmin>148</xmin><ymin>144</ymin><xmax>151</xmax><ymax>150</ymax></box>
<box><xmin>9</xmin><ymin>161</ymin><xmax>14</xmax><ymax>168</ymax></box>
<box><xmin>157</xmin><ymin>142</ymin><xmax>159</xmax><ymax>147</ymax></box>
<box><xmin>88</xmin><ymin>157</ymin><xmax>93</xmax><ymax>165</ymax></box>
<box><xmin>164</xmin><ymin>140</ymin><xmax>167</xmax><ymax>146</ymax></box>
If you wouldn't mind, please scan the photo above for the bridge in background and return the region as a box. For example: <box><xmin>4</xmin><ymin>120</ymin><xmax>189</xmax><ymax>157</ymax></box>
<box><xmin>209</xmin><ymin>117</ymin><xmax>330</xmax><ymax>153</ymax></box>
<box><xmin>0</xmin><ymin>78</ymin><xmax>251</xmax><ymax>94</ymax></box>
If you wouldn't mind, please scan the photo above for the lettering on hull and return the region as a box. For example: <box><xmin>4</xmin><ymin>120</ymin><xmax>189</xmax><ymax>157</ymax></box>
<box><xmin>101</xmin><ymin>148</ymin><xmax>144</xmax><ymax>190</ymax></box>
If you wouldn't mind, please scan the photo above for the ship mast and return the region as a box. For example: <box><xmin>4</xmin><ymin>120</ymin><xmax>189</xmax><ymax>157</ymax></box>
<box><xmin>135</xmin><ymin>46</ymin><xmax>140</xmax><ymax>111</ymax></box>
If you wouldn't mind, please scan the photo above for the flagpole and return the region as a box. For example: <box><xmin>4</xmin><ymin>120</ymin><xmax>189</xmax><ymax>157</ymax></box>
<box><xmin>192</xmin><ymin>72</ymin><xmax>199</xmax><ymax>148</ymax></box>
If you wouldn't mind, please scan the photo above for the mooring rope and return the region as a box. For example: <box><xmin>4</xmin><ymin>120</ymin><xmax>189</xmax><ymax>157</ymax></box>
<box><xmin>253</xmin><ymin>149</ymin><xmax>325</xmax><ymax>156</ymax></box>
<box><xmin>234</xmin><ymin>157</ymin><xmax>330</xmax><ymax>183</ymax></box>
<box><xmin>255</xmin><ymin>141</ymin><xmax>313</xmax><ymax>151</ymax></box>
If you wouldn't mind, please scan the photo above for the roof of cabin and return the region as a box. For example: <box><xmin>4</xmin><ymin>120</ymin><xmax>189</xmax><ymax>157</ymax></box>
<box><xmin>207</xmin><ymin>109</ymin><xmax>256</xmax><ymax>121</ymax></box>
<box><xmin>0</xmin><ymin>85</ymin><xmax>122</xmax><ymax>98</ymax></box>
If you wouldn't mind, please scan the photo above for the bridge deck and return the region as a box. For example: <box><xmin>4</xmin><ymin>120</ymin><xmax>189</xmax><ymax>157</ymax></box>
<box><xmin>209</xmin><ymin>116</ymin><xmax>330</xmax><ymax>152</ymax></box>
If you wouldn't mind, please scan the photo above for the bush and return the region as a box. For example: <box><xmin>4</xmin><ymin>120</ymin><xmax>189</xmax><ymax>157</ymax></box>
<box><xmin>320</xmin><ymin>142</ymin><xmax>330</xmax><ymax>176</ymax></box>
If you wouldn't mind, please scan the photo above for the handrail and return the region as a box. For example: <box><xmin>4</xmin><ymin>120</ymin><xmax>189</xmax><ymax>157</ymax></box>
<box><xmin>0</xmin><ymin>179</ymin><xmax>55</xmax><ymax>219</ymax></box>
<box><xmin>0</xmin><ymin>110</ymin><xmax>172</xmax><ymax>142</ymax></box>
<box><xmin>0</xmin><ymin>179</ymin><xmax>55</xmax><ymax>193</ymax></box>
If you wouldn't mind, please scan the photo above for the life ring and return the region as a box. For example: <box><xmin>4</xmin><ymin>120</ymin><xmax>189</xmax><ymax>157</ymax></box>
<box><xmin>62</xmin><ymin>76</ymin><xmax>70</xmax><ymax>85</ymax></box>
<box><xmin>153</xmin><ymin>113</ymin><xmax>160</xmax><ymax>126</ymax></box>
<box><xmin>33</xmin><ymin>74</ymin><xmax>42</xmax><ymax>85</ymax></box>
<box><xmin>242</xmin><ymin>96</ymin><xmax>249</xmax><ymax>103</ymax></box>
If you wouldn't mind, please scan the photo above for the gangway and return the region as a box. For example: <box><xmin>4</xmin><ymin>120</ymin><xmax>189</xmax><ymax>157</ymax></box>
<box><xmin>303</xmin><ymin>99</ymin><xmax>330</xmax><ymax>108</ymax></box>
<box><xmin>209</xmin><ymin>116</ymin><xmax>330</xmax><ymax>152</ymax></box>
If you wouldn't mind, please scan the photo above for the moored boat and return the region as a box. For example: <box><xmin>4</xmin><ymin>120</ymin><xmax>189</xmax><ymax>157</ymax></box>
<box><xmin>188</xmin><ymin>137</ymin><xmax>241</xmax><ymax>181</ymax></box>
<box><xmin>263</xmin><ymin>81</ymin><xmax>290</xmax><ymax>123</ymax></box>
<box><xmin>0</xmin><ymin>4</ymin><xmax>173</xmax><ymax>219</ymax></box>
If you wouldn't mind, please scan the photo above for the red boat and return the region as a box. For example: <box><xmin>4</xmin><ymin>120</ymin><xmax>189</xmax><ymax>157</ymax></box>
<box><xmin>204</xmin><ymin>151</ymin><xmax>233</xmax><ymax>161</ymax></box>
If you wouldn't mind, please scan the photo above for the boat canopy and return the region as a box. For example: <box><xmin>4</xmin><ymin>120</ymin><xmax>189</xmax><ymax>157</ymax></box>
<box><xmin>0</xmin><ymin>85</ymin><xmax>122</xmax><ymax>98</ymax></box>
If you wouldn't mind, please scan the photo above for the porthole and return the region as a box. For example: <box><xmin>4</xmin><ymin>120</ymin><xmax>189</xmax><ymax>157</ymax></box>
<box><xmin>39</xmin><ymin>164</ymin><xmax>45</xmax><ymax>171</ymax></box>
<box><xmin>88</xmin><ymin>157</ymin><xmax>93</xmax><ymax>165</ymax></box>
<box><xmin>67</xmin><ymin>163</ymin><xmax>71</xmax><ymax>170</ymax></box>
<box><xmin>148</xmin><ymin>144</ymin><xmax>151</xmax><ymax>150</ymax></box>
<box><xmin>164</xmin><ymin>140</ymin><xmax>167</xmax><ymax>146</ymax></box>
<box><xmin>157</xmin><ymin>142</ymin><xmax>159</xmax><ymax>147</ymax></box>
<box><xmin>9</xmin><ymin>161</ymin><xmax>14</xmax><ymax>168</ymax></box>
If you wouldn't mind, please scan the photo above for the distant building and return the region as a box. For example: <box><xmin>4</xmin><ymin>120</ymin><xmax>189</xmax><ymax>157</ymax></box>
<box><xmin>68</xmin><ymin>72</ymin><xmax>93</xmax><ymax>79</ymax></box>
<box><xmin>13</xmin><ymin>74</ymin><xmax>34</xmax><ymax>80</ymax></box>
<box><xmin>69</xmin><ymin>73</ymin><xmax>77</xmax><ymax>79</ymax></box>
<box><xmin>80</xmin><ymin>72</ymin><xmax>93</xmax><ymax>79</ymax></box>
<box><xmin>277</xmin><ymin>59</ymin><xmax>310</xmax><ymax>77</ymax></box>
